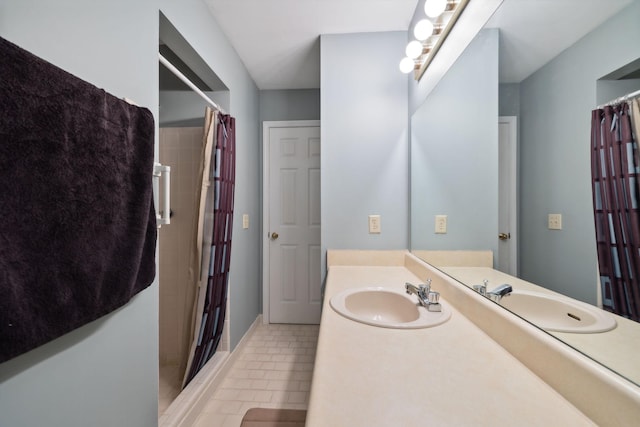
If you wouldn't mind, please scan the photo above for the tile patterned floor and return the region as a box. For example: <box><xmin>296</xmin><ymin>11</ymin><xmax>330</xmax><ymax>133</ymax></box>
<box><xmin>192</xmin><ymin>323</ymin><xmax>319</xmax><ymax>427</ymax></box>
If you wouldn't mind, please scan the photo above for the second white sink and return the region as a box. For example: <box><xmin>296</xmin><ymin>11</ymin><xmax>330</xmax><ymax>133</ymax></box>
<box><xmin>498</xmin><ymin>290</ymin><xmax>616</xmax><ymax>333</ymax></box>
<box><xmin>330</xmin><ymin>287</ymin><xmax>451</xmax><ymax>329</ymax></box>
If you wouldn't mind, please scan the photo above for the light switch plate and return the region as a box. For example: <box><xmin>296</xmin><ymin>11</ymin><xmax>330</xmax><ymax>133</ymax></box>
<box><xmin>368</xmin><ymin>215</ymin><xmax>381</xmax><ymax>234</ymax></box>
<box><xmin>242</xmin><ymin>214</ymin><xmax>249</xmax><ymax>229</ymax></box>
<box><xmin>435</xmin><ymin>215</ymin><xmax>447</xmax><ymax>234</ymax></box>
<box><xmin>548</xmin><ymin>213</ymin><xmax>562</xmax><ymax>230</ymax></box>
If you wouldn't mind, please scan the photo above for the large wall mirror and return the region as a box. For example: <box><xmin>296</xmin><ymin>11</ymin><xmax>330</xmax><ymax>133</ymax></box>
<box><xmin>410</xmin><ymin>0</ymin><xmax>640</xmax><ymax>387</ymax></box>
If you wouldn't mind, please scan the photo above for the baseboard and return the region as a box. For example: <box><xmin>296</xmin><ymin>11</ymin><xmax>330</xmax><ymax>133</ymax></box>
<box><xmin>160</xmin><ymin>315</ymin><xmax>262</xmax><ymax>427</ymax></box>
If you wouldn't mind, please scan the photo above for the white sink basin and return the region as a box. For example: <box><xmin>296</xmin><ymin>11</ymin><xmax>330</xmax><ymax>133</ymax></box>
<box><xmin>330</xmin><ymin>287</ymin><xmax>451</xmax><ymax>329</ymax></box>
<box><xmin>498</xmin><ymin>290</ymin><xmax>616</xmax><ymax>333</ymax></box>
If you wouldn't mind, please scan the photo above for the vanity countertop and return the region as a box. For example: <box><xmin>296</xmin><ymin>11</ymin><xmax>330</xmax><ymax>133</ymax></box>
<box><xmin>441</xmin><ymin>266</ymin><xmax>640</xmax><ymax>387</ymax></box>
<box><xmin>306</xmin><ymin>258</ymin><xmax>595</xmax><ymax>426</ymax></box>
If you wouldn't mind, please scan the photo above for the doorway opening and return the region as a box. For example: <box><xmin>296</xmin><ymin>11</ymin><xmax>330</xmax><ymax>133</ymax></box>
<box><xmin>262</xmin><ymin>121</ymin><xmax>322</xmax><ymax>325</ymax></box>
<box><xmin>498</xmin><ymin>116</ymin><xmax>518</xmax><ymax>275</ymax></box>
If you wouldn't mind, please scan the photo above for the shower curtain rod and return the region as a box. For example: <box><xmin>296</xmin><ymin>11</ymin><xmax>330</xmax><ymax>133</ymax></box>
<box><xmin>597</xmin><ymin>88</ymin><xmax>640</xmax><ymax>109</ymax></box>
<box><xmin>158</xmin><ymin>53</ymin><xmax>227</xmax><ymax>114</ymax></box>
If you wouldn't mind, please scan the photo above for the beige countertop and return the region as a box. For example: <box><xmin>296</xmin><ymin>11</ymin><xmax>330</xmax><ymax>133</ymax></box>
<box><xmin>442</xmin><ymin>266</ymin><xmax>640</xmax><ymax>386</ymax></box>
<box><xmin>307</xmin><ymin>262</ymin><xmax>595</xmax><ymax>426</ymax></box>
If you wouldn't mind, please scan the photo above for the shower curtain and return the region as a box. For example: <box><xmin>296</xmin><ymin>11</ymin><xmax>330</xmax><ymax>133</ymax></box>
<box><xmin>183</xmin><ymin>107</ymin><xmax>236</xmax><ymax>385</ymax></box>
<box><xmin>590</xmin><ymin>98</ymin><xmax>640</xmax><ymax>321</ymax></box>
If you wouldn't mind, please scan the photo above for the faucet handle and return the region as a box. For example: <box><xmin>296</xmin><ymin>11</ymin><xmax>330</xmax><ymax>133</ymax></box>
<box><xmin>427</xmin><ymin>291</ymin><xmax>440</xmax><ymax>304</ymax></box>
<box><xmin>419</xmin><ymin>278</ymin><xmax>432</xmax><ymax>293</ymax></box>
<box><xmin>426</xmin><ymin>291</ymin><xmax>441</xmax><ymax>312</ymax></box>
<box><xmin>473</xmin><ymin>279</ymin><xmax>488</xmax><ymax>296</ymax></box>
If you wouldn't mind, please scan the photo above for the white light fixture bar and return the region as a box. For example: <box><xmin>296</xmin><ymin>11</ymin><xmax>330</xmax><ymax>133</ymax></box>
<box><xmin>414</xmin><ymin>0</ymin><xmax>470</xmax><ymax>81</ymax></box>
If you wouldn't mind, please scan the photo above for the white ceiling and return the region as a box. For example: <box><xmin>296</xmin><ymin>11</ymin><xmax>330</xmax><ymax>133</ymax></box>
<box><xmin>204</xmin><ymin>0</ymin><xmax>418</xmax><ymax>90</ymax></box>
<box><xmin>204</xmin><ymin>0</ymin><xmax>634</xmax><ymax>90</ymax></box>
<box><xmin>486</xmin><ymin>0</ymin><xmax>633</xmax><ymax>83</ymax></box>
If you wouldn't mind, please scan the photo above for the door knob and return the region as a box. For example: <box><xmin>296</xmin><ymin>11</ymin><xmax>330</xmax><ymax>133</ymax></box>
<box><xmin>270</xmin><ymin>232</ymin><xmax>279</xmax><ymax>240</ymax></box>
<box><xmin>498</xmin><ymin>232</ymin><xmax>510</xmax><ymax>240</ymax></box>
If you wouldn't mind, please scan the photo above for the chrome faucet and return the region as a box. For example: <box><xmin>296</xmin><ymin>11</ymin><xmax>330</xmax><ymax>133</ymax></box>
<box><xmin>473</xmin><ymin>280</ymin><xmax>512</xmax><ymax>302</ymax></box>
<box><xmin>405</xmin><ymin>280</ymin><xmax>441</xmax><ymax>312</ymax></box>
<box><xmin>487</xmin><ymin>284</ymin><xmax>513</xmax><ymax>302</ymax></box>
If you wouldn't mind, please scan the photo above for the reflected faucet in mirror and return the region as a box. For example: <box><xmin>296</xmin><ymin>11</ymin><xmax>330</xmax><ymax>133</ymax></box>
<box><xmin>487</xmin><ymin>284</ymin><xmax>512</xmax><ymax>302</ymax></box>
<box><xmin>473</xmin><ymin>280</ymin><xmax>512</xmax><ymax>302</ymax></box>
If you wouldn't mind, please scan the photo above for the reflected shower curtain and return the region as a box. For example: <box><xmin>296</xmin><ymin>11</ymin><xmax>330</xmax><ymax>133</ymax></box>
<box><xmin>183</xmin><ymin>107</ymin><xmax>236</xmax><ymax>385</ymax></box>
<box><xmin>591</xmin><ymin>100</ymin><xmax>640</xmax><ymax>321</ymax></box>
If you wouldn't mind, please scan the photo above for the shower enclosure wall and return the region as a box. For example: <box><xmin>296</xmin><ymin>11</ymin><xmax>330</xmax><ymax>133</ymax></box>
<box><xmin>158</xmin><ymin>90</ymin><xmax>231</xmax><ymax>413</ymax></box>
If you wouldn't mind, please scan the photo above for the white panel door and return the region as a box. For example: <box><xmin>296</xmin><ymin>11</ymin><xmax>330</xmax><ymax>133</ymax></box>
<box><xmin>498</xmin><ymin>116</ymin><xmax>518</xmax><ymax>275</ymax></box>
<box><xmin>268</xmin><ymin>126</ymin><xmax>321</xmax><ymax>324</ymax></box>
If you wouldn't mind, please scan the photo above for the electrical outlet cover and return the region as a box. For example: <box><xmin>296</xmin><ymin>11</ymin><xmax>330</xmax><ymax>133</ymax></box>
<box><xmin>368</xmin><ymin>215</ymin><xmax>381</xmax><ymax>234</ymax></box>
<box><xmin>548</xmin><ymin>213</ymin><xmax>562</xmax><ymax>230</ymax></box>
<box><xmin>435</xmin><ymin>215</ymin><xmax>447</xmax><ymax>234</ymax></box>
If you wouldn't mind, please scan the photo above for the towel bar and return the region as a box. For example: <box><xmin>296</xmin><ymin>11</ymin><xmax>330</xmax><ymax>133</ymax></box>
<box><xmin>153</xmin><ymin>162</ymin><xmax>171</xmax><ymax>228</ymax></box>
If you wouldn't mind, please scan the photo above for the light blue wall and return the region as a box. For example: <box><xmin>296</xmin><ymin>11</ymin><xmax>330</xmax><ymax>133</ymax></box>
<box><xmin>519</xmin><ymin>1</ymin><xmax>640</xmax><ymax>304</ymax></box>
<box><xmin>596</xmin><ymin>79</ymin><xmax>640</xmax><ymax>106</ymax></box>
<box><xmin>159</xmin><ymin>90</ymin><xmax>230</xmax><ymax>127</ymax></box>
<box><xmin>321</xmin><ymin>31</ymin><xmax>409</xmax><ymax>276</ymax></box>
<box><xmin>410</xmin><ymin>29</ymin><xmax>499</xmax><ymax>255</ymax></box>
<box><xmin>0</xmin><ymin>2</ymin><xmax>159</xmax><ymax>426</ymax></box>
<box><xmin>259</xmin><ymin>89</ymin><xmax>320</xmax><ymax>122</ymax></box>
<box><xmin>0</xmin><ymin>1</ymin><xmax>260</xmax><ymax>426</ymax></box>
<box><xmin>499</xmin><ymin>83</ymin><xmax>520</xmax><ymax>117</ymax></box>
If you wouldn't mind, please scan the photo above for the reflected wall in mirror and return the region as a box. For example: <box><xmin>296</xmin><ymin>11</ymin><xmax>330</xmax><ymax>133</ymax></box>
<box><xmin>410</xmin><ymin>0</ymin><xmax>640</xmax><ymax>387</ymax></box>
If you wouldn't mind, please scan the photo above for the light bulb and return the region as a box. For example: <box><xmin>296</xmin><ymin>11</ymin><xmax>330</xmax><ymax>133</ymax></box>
<box><xmin>413</xmin><ymin>19</ymin><xmax>434</xmax><ymax>41</ymax></box>
<box><xmin>424</xmin><ymin>0</ymin><xmax>447</xmax><ymax>18</ymax></box>
<box><xmin>405</xmin><ymin>41</ymin><xmax>423</xmax><ymax>59</ymax></box>
<box><xmin>399</xmin><ymin>57</ymin><xmax>415</xmax><ymax>74</ymax></box>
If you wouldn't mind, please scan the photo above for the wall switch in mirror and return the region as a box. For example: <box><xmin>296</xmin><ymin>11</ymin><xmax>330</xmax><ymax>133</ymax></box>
<box><xmin>243</xmin><ymin>214</ymin><xmax>249</xmax><ymax>229</ymax></box>
<box><xmin>435</xmin><ymin>215</ymin><xmax>447</xmax><ymax>234</ymax></box>
<box><xmin>368</xmin><ymin>215</ymin><xmax>381</xmax><ymax>234</ymax></box>
<box><xmin>548</xmin><ymin>213</ymin><xmax>562</xmax><ymax>230</ymax></box>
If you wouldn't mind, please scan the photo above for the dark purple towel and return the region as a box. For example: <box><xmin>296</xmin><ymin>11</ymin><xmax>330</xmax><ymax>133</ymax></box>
<box><xmin>0</xmin><ymin>36</ymin><xmax>156</xmax><ymax>363</ymax></box>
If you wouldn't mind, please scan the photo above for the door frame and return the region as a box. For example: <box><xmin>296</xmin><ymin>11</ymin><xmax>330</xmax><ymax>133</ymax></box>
<box><xmin>262</xmin><ymin>120</ymin><xmax>321</xmax><ymax>324</ymax></box>
<box><xmin>498</xmin><ymin>116</ymin><xmax>518</xmax><ymax>275</ymax></box>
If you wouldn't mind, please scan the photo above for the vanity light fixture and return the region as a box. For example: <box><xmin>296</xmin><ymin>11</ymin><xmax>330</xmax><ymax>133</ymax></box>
<box><xmin>424</xmin><ymin>0</ymin><xmax>448</xmax><ymax>18</ymax></box>
<box><xmin>399</xmin><ymin>0</ymin><xmax>469</xmax><ymax>79</ymax></box>
<box><xmin>405</xmin><ymin>40</ymin><xmax>424</xmax><ymax>59</ymax></box>
<box><xmin>399</xmin><ymin>57</ymin><xmax>416</xmax><ymax>74</ymax></box>
<box><xmin>413</xmin><ymin>19</ymin><xmax>434</xmax><ymax>41</ymax></box>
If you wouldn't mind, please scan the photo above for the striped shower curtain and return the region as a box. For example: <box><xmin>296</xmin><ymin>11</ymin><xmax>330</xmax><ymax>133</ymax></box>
<box><xmin>591</xmin><ymin>98</ymin><xmax>640</xmax><ymax>321</ymax></box>
<box><xmin>183</xmin><ymin>107</ymin><xmax>236</xmax><ymax>385</ymax></box>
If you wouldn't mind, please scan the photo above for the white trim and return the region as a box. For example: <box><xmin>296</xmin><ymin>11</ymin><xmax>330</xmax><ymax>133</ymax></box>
<box><xmin>499</xmin><ymin>116</ymin><xmax>518</xmax><ymax>275</ymax></box>
<box><xmin>262</xmin><ymin>120</ymin><xmax>321</xmax><ymax>324</ymax></box>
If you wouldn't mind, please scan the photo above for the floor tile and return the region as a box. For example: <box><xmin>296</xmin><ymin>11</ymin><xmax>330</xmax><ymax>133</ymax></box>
<box><xmin>192</xmin><ymin>323</ymin><xmax>318</xmax><ymax>427</ymax></box>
